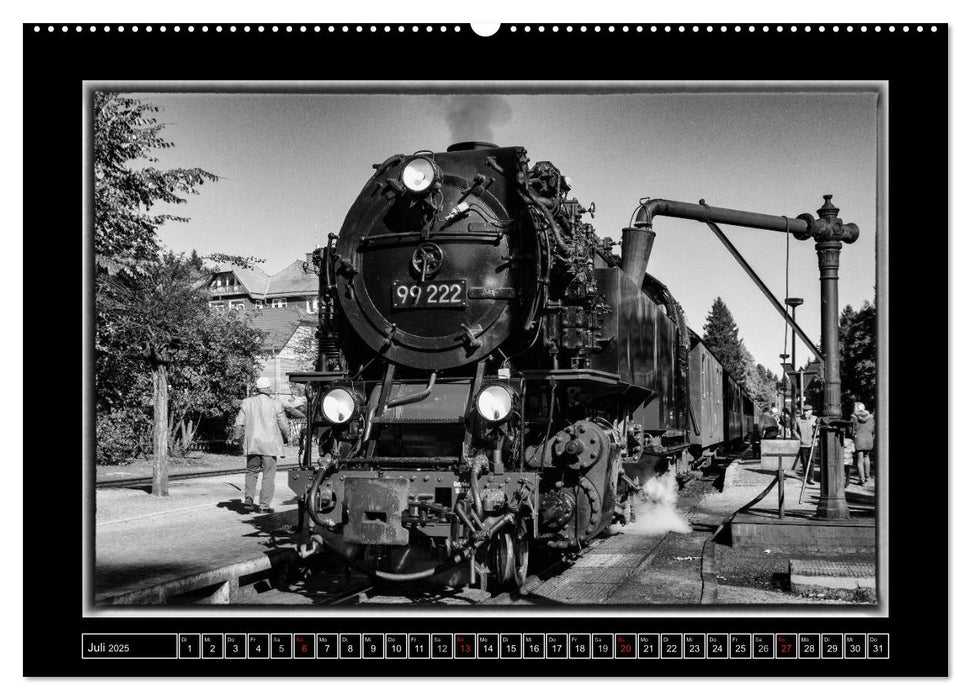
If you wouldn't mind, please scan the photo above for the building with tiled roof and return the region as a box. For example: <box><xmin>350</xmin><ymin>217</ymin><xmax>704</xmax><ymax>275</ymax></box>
<box><xmin>248</xmin><ymin>307</ymin><xmax>316</xmax><ymax>352</ymax></box>
<box><xmin>247</xmin><ymin>307</ymin><xmax>317</xmax><ymax>397</ymax></box>
<box><xmin>208</xmin><ymin>258</ymin><xmax>320</xmax><ymax>398</ymax></box>
<box><xmin>208</xmin><ymin>255</ymin><xmax>320</xmax><ymax>315</ymax></box>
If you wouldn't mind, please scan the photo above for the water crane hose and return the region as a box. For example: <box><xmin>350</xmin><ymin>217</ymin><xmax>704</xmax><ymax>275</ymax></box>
<box><xmin>699</xmin><ymin>472</ymin><xmax>782</xmax><ymax>604</ymax></box>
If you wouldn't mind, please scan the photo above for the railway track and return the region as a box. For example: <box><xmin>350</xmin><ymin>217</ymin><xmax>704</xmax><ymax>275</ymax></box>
<box><xmin>317</xmin><ymin>583</ymin><xmax>377</xmax><ymax>606</ymax></box>
<box><xmin>96</xmin><ymin>463</ymin><xmax>301</xmax><ymax>489</ymax></box>
<box><xmin>353</xmin><ymin>535</ymin><xmax>620</xmax><ymax>607</ymax></box>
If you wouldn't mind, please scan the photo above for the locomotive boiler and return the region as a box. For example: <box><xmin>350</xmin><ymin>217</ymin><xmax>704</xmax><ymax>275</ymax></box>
<box><xmin>288</xmin><ymin>141</ymin><xmax>748</xmax><ymax>589</ymax></box>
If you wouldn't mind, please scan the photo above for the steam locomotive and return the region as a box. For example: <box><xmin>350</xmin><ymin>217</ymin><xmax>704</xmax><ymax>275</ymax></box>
<box><xmin>288</xmin><ymin>142</ymin><xmax>755</xmax><ymax>589</ymax></box>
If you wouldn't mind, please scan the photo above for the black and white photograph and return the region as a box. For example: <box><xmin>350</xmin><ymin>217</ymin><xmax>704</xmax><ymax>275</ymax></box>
<box><xmin>15</xmin><ymin>11</ymin><xmax>956</xmax><ymax>683</ymax></box>
<box><xmin>91</xmin><ymin>86</ymin><xmax>882</xmax><ymax>609</ymax></box>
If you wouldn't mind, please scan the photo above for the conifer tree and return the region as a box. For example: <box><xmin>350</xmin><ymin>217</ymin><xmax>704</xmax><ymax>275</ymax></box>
<box><xmin>702</xmin><ymin>297</ymin><xmax>747</xmax><ymax>381</ymax></box>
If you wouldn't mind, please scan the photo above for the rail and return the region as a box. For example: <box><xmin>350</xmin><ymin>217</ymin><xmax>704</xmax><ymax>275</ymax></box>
<box><xmin>96</xmin><ymin>463</ymin><xmax>301</xmax><ymax>489</ymax></box>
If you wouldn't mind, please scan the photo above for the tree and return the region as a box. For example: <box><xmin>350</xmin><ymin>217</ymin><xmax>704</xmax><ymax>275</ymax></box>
<box><xmin>99</xmin><ymin>253</ymin><xmax>212</xmax><ymax>494</ymax></box>
<box><xmin>94</xmin><ymin>93</ymin><xmax>224</xmax><ymax>493</ymax></box>
<box><xmin>801</xmin><ymin>300</ymin><xmax>876</xmax><ymax>416</ymax></box>
<box><xmin>94</xmin><ymin>93</ymin><xmax>217</xmax><ymax>274</ymax></box>
<box><xmin>702</xmin><ymin>297</ymin><xmax>748</xmax><ymax>381</ymax></box>
<box><xmin>96</xmin><ymin>256</ymin><xmax>266</xmax><ymax>472</ymax></box>
<box><xmin>748</xmin><ymin>362</ymin><xmax>783</xmax><ymax>408</ymax></box>
<box><xmin>703</xmin><ymin>298</ymin><xmax>785</xmax><ymax>409</ymax></box>
<box><xmin>291</xmin><ymin>322</ymin><xmax>320</xmax><ymax>369</ymax></box>
<box><xmin>166</xmin><ymin>309</ymin><xmax>265</xmax><ymax>454</ymax></box>
<box><xmin>839</xmin><ymin>301</ymin><xmax>877</xmax><ymax>412</ymax></box>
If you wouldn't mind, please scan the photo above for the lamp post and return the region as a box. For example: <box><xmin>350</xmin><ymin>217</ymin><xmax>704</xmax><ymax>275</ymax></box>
<box><xmin>785</xmin><ymin>297</ymin><xmax>804</xmax><ymax>414</ymax></box>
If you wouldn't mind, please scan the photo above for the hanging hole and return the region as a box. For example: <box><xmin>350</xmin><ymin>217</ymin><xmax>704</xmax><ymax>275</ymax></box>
<box><xmin>471</xmin><ymin>23</ymin><xmax>500</xmax><ymax>37</ymax></box>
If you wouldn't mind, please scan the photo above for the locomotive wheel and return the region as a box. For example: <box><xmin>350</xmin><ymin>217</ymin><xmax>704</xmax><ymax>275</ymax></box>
<box><xmin>490</xmin><ymin>524</ymin><xmax>530</xmax><ymax>590</ymax></box>
<box><xmin>491</xmin><ymin>532</ymin><xmax>517</xmax><ymax>587</ymax></box>
<box><xmin>512</xmin><ymin>522</ymin><xmax>530</xmax><ymax>590</ymax></box>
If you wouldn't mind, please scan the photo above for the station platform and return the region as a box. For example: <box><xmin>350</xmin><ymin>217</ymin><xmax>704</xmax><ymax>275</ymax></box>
<box><xmin>95</xmin><ymin>471</ymin><xmax>299</xmax><ymax>602</ymax></box>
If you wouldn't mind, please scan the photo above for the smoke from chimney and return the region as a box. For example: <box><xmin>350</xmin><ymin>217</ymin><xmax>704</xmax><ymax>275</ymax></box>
<box><xmin>443</xmin><ymin>95</ymin><xmax>512</xmax><ymax>145</ymax></box>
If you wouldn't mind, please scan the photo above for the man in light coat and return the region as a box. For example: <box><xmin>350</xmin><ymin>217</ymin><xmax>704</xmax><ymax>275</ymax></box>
<box><xmin>233</xmin><ymin>377</ymin><xmax>290</xmax><ymax>513</ymax></box>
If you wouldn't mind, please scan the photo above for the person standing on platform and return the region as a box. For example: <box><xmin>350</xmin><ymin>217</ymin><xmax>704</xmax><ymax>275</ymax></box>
<box><xmin>780</xmin><ymin>407</ymin><xmax>793</xmax><ymax>439</ymax></box>
<box><xmin>850</xmin><ymin>401</ymin><xmax>875</xmax><ymax>486</ymax></box>
<box><xmin>795</xmin><ymin>405</ymin><xmax>818</xmax><ymax>484</ymax></box>
<box><xmin>754</xmin><ymin>405</ymin><xmax>778</xmax><ymax>458</ymax></box>
<box><xmin>233</xmin><ymin>377</ymin><xmax>291</xmax><ymax>513</ymax></box>
<box><xmin>760</xmin><ymin>405</ymin><xmax>780</xmax><ymax>440</ymax></box>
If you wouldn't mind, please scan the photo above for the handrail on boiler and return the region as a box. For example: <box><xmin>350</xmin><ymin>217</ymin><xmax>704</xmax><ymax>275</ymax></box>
<box><xmin>386</xmin><ymin>372</ymin><xmax>437</xmax><ymax>408</ymax></box>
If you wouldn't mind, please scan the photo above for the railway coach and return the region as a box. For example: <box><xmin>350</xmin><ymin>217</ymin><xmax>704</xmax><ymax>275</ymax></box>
<box><xmin>687</xmin><ymin>330</ymin><xmax>757</xmax><ymax>467</ymax></box>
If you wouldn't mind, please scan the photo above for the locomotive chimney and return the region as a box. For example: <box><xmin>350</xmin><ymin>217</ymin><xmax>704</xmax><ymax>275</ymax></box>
<box><xmin>446</xmin><ymin>141</ymin><xmax>500</xmax><ymax>152</ymax></box>
<box><xmin>621</xmin><ymin>225</ymin><xmax>656</xmax><ymax>282</ymax></box>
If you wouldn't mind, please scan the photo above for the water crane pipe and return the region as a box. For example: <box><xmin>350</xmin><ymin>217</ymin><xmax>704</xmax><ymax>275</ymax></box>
<box><xmin>633</xmin><ymin>198</ymin><xmax>816</xmax><ymax>237</ymax></box>
<box><xmin>628</xmin><ymin>196</ymin><xmax>860</xmax><ymax>365</ymax></box>
<box><xmin>633</xmin><ymin>195</ymin><xmax>861</xmax><ymax>520</ymax></box>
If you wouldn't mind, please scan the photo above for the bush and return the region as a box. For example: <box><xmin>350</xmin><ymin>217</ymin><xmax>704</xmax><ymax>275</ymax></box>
<box><xmin>96</xmin><ymin>408</ymin><xmax>152</xmax><ymax>465</ymax></box>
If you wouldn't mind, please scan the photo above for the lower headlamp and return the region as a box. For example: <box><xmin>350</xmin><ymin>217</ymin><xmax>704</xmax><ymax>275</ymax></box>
<box><xmin>476</xmin><ymin>385</ymin><xmax>515</xmax><ymax>423</ymax></box>
<box><xmin>322</xmin><ymin>387</ymin><xmax>358</xmax><ymax>425</ymax></box>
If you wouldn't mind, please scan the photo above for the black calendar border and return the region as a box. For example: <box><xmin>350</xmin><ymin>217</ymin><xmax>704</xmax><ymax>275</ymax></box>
<box><xmin>23</xmin><ymin>21</ymin><xmax>948</xmax><ymax>678</ymax></box>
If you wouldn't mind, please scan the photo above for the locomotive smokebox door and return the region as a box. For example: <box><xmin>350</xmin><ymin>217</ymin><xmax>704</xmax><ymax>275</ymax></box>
<box><xmin>343</xmin><ymin>478</ymin><xmax>410</xmax><ymax>546</ymax></box>
<box><xmin>332</xmin><ymin>145</ymin><xmax>530</xmax><ymax>369</ymax></box>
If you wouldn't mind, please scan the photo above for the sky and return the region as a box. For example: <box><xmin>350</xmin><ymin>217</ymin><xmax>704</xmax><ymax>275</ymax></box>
<box><xmin>138</xmin><ymin>90</ymin><xmax>877</xmax><ymax>372</ymax></box>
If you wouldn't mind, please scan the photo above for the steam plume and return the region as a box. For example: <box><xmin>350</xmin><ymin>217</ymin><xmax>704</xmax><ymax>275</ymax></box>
<box><xmin>443</xmin><ymin>95</ymin><xmax>512</xmax><ymax>144</ymax></box>
<box><xmin>625</xmin><ymin>469</ymin><xmax>693</xmax><ymax>536</ymax></box>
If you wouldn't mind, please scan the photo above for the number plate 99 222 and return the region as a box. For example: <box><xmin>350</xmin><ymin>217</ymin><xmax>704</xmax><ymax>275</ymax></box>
<box><xmin>391</xmin><ymin>280</ymin><xmax>467</xmax><ymax>309</ymax></box>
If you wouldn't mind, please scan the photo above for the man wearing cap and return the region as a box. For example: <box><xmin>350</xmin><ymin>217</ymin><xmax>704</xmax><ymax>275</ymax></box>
<box><xmin>794</xmin><ymin>405</ymin><xmax>818</xmax><ymax>485</ymax></box>
<box><xmin>233</xmin><ymin>377</ymin><xmax>291</xmax><ymax>513</ymax></box>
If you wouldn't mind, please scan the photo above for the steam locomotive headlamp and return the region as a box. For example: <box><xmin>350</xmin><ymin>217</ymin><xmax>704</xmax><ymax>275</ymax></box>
<box><xmin>402</xmin><ymin>157</ymin><xmax>437</xmax><ymax>193</ymax></box>
<box><xmin>476</xmin><ymin>385</ymin><xmax>515</xmax><ymax>424</ymax></box>
<box><xmin>321</xmin><ymin>387</ymin><xmax>358</xmax><ymax>425</ymax></box>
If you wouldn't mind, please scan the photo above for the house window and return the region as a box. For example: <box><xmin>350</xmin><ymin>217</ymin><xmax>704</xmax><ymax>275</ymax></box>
<box><xmin>229</xmin><ymin>301</ymin><xmax>245</xmax><ymax>311</ymax></box>
<box><xmin>270</xmin><ymin>298</ymin><xmax>287</xmax><ymax>309</ymax></box>
<box><xmin>306</xmin><ymin>297</ymin><xmax>320</xmax><ymax>313</ymax></box>
<box><xmin>253</xmin><ymin>300</ymin><xmax>264</xmax><ymax>310</ymax></box>
<box><xmin>209</xmin><ymin>301</ymin><xmax>225</xmax><ymax>311</ymax></box>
